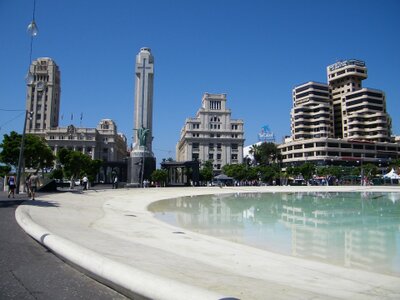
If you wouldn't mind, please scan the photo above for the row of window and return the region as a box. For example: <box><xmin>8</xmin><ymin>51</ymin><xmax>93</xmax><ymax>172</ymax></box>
<box><xmin>347</xmin><ymin>98</ymin><xmax>383</xmax><ymax>107</ymax></box>
<box><xmin>284</xmin><ymin>151</ymin><xmax>396</xmax><ymax>160</ymax></box>
<box><xmin>192</xmin><ymin>143</ymin><xmax>239</xmax><ymax>149</ymax></box>
<box><xmin>191</xmin><ymin>123</ymin><xmax>241</xmax><ymax>130</ymax></box>
<box><xmin>283</xmin><ymin>142</ymin><xmax>398</xmax><ymax>152</ymax></box>
<box><xmin>295</xmin><ymin>84</ymin><xmax>329</xmax><ymax>94</ymax></box>
<box><xmin>346</xmin><ymin>104</ymin><xmax>383</xmax><ymax>113</ymax></box>
<box><xmin>48</xmin><ymin>135</ymin><xmax>95</xmax><ymax>141</ymax></box>
<box><xmin>191</xmin><ymin>133</ymin><xmax>242</xmax><ymax>138</ymax></box>
<box><xmin>294</xmin><ymin>120</ymin><xmax>331</xmax><ymax>126</ymax></box>
<box><xmin>295</xmin><ymin>90</ymin><xmax>329</xmax><ymax>99</ymax></box>
<box><xmin>346</xmin><ymin>91</ymin><xmax>383</xmax><ymax>100</ymax></box>
<box><xmin>208</xmin><ymin>153</ymin><xmax>238</xmax><ymax>160</ymax></box>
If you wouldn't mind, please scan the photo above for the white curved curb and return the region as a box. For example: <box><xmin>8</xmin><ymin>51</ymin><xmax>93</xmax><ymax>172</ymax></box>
<box><xmin>15</xmin><ymin>205</ymin><xmax>233</xmax><ymax>300</ymax></box>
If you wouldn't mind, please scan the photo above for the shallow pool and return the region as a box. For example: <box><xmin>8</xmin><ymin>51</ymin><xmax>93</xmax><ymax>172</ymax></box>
<box><xmin>149</xmin><ymin>192</ymin><xmax>400</xmax><ymax>276</ymax></box>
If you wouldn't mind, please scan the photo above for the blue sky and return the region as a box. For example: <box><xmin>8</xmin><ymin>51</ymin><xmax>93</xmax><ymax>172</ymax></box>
<box><xmin>1</xmin><ymin>0</ymin><xmax>399</xmax><ymax>163</ymax></box>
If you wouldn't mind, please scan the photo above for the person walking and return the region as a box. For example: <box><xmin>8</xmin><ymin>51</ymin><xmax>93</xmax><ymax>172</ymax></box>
<box><xmin>29</xmin><ymin>172</ymin><xmax>39</xmax><ymax>201</ymax></box>
<box><xmin>113</xmin><ymin>176</ymin><xmax>118</xmax><ymax>189</ymax></box>
<box><xmin>7</xmin><ymin>174</ymin><xmax>16</xmax><ymax>198</ymax></box>
<box><xmin>82</xmin><ymin>175</ymin><xmax>88</xmax><ymax>190</ymax></box>
<box><xmin>25</xmin><ymin>174</ymin><xmax>32</xmax><ymax>198</ymax></box>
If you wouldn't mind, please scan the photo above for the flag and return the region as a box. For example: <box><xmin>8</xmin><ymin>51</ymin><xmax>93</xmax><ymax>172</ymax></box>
<box><xmin>80</xmin><ymin>113</ymin><xmax>83</xmax><ymax>121</ymax></box>
<box><xmin>61</xmin><ymin>114</ymin><xmax>64</xmax><ymax>120</ymax></box>
<box><xmin>71</xmin><ymin>113</ymin><xmax>73</xmax><ymax>120</ymax></box>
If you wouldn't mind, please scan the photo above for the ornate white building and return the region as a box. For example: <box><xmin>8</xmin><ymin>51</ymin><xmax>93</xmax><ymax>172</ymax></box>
<box><xmin>176</xmin><ymin>93</ymin><xmax>245</xmax><ymax>173</ymax></box>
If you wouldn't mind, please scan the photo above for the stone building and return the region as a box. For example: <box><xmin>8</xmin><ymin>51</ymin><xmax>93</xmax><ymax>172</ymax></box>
<box><xmin>176</xmin><ymin>93</ymin><xmax>245</xmax><ymax>173</ymax></box>
<box><xmin>25</xmin><ymin>58</ymin><xmax>128</xmax><ymax>181</ymax></box>
<box><xmin>279</xmin><ymin>59</ymin><xmax>399</xmax><ymax>167</ymax></box>
<box><xmin>25</xmin><ymin>57</ymin><xmax>61</xmax><ymax>132</ymax></box>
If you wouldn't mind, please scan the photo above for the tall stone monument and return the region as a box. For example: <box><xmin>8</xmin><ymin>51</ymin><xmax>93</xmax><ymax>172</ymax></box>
<box><xmin>127</xmin><ymin>47</ymin><xmax>156</xmax><ymax>186</ymax></box>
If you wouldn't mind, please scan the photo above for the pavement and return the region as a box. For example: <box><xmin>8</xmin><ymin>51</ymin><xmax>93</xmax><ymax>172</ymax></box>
<box><xmin>0</xmin><ymin>191</ymin><xmax>128</xmax><ymax>300</ymax></box>
<box><xmin>10</xmin><ymin>185</ymin><xmax>400</xmax><ymax>299</ymax></box>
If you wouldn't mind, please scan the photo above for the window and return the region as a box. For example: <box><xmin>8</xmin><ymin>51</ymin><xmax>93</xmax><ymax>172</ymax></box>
<box><xmin>209</xmin><ymin>143</ymin><xmax>214</xmax><ymax>149</ymax></box>
<box><xmin>231</xmin><ymin>154</ymin><xmax>237</xmax><ymax>160</ymax></box>
<box><xmin>217</xmin><ymin>153</ymin><xmax>221</xmax><ymax>160</ymax></box>
<box><xmin>192</xmin><ymin>143</ymin><xmax>199</xmax><ymax>149</ymax></box>
<box><xmin>231</xmin><ymin>143</ymin><xmax>238</xmax><ymax>150</ymax></box>
<box><xmin>192</xmin><ymin>153</ymin><xmax>199</xmax><ymax>160</ymax></box>
<box><xmin>209</xmin><ymin>153</ymin><xmax>214</xmax><ymax>160</ymax></box>
<box><xmin>210</xmin><ymin>101</ymin><xmax>221</xmax><ymax>110</ymax></box>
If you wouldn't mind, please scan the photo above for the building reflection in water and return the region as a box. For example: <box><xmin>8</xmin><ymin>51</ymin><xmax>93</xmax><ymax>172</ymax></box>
<box><xmin>148</xmin><ymin>192</ymin><xmax>400</xmax><ymax>276</ymax></box>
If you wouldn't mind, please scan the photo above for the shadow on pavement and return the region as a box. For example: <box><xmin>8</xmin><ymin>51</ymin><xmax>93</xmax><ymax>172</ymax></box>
<box><xmin>20</xmin><ymin>199</ymin><xmax>60</xmax><ymax>208</ymax></box>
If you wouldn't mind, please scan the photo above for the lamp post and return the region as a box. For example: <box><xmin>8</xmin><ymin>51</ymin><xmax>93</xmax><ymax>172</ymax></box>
<box><xmin>17</xmin><ymin>0</ymin><xmax>38</xmax><ymax>193</ymax></box>
<box><xmin>16</xmin><ymin>110</ymin><xmax>33</xmax><ymax>193</ymax></box>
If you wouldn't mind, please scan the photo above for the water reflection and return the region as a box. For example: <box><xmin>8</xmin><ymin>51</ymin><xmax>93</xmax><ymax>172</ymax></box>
<box><xmin>149</xmin><ymin>192</ymin><xmax>400</xmax><ymax>276</ymax></box>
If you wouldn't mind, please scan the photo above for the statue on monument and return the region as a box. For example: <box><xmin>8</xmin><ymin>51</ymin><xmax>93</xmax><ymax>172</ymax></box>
<box><xmin>137</xmin><ymin>126</ymin><xmax>149</xmax><ymax>147</ymax></box>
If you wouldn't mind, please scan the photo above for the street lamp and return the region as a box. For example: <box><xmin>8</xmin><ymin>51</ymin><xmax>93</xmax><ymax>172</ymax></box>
<box><xmin>16</xmin><ymin>110</ymin><xmax>33</xmax><ymax>193</ymax></box>
<box><xmin>17</xmin><ymin>0</ymin><xmax>38</xmax><ymax>193</ymax></box>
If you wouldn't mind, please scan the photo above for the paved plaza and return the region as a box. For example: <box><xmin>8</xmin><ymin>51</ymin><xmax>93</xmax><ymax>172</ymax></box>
<box><xmin>14</xmin><ymin>186</ymin><xmax>400</xmax><ymax>299</ymax></box>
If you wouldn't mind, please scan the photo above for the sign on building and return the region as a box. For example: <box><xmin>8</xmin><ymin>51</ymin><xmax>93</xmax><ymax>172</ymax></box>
<box><xmin>258</xmin><ymin>125</ymin><xmax>275</xmax><ymax>143</ymax></box>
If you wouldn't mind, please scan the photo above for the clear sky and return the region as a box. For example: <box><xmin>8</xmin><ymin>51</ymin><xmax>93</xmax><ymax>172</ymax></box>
<box><xmin>1</xmin><ymin>0</ymin><xmax>399</xmax><ymax>164</ymax></box>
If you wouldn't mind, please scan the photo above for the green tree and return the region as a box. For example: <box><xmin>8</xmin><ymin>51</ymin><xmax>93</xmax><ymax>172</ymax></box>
<box><xmin>0</xmin><ymin>131</ymin><xmax>54</xmax><ymax>172</ymax></box>
<box><xmin>151</xmin><ymin>169</ymin><xmax>168</xmax><ymax>186</ymax></box>
<box><xmin>200</xmin><ymin>160</ymin><xmax>213</xmax><ymax>182</ymax></box>
<box><xmin>0</xmin><ymin>165</ymin><xmax>12</xmax><ymax>177</ymax></box>
<box><xmin>249</xmin><ymin>142</ymin><xmax>280</xmax><ymax>166</ymax></box>
<box><xmin>49</xmin><ymin>168</ymin><xmax>64</xmax><ymax>180</ymax></box>
<box><xmin>85</xmin><ymin>159</ymin><xmax>102</xmax><ymax>182</ymax></box>
<box><xmin>24</xmin><ymin>134</ymin><xmax>55</xmax><ymax>171</ymax></box>
<box><xmin>161</xmin><ymin>157</ymin><xmax>174</xmax><ymax>163</ymax></box>
<box><xmin>298</xmin><ymin>162</ymin><xmax>315</xmax><ymax>181</ymax></box>
<box><xmin>363</xmin><ymin>163</ymin><xmax>378</xmax><ymax>178</ymax></box>
<box><xmin>57</xmin><ymin>148</ymin><xmax>93</xmax><ymax>180</ymax></box>
<box><xmin>222</xmin><ymin>164</ymin><xmax>248</xmax><ymax>181</ymax></box>
<box><xmin>0</xmin><ymin>131</ymin><xmax>23</xmax><ymax>167</ymax></box>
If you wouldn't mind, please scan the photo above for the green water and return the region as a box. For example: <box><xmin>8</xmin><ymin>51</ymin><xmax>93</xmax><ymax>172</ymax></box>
<box><xmin>149</xmin><ymin>192</ymin><xmax>400</xmax><ymax>276</ymax></box>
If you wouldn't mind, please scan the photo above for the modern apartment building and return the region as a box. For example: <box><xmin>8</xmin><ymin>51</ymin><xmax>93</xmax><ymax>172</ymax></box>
<box><xmin>279</xmin><ymin>59</ymin><xmax>399</xmax><ymax>167</ymax></box>
<box><xmin>176</xmin><ymin>93</ymin><xmax>245</xmax><ymax>173</ymax></box>
<box><xmin>291</xmin><ymin>81</ymin><xmax>333</xmax><ymax>140</ymax></box>
<box><xmin>327</xmin><ymin>59</ymin><xmax>390</xmax><ymax>142</ymax></box>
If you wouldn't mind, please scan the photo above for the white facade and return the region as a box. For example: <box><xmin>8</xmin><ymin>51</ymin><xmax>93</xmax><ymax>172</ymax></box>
<box><xmin>41</xmin><ymin>120</ymin><xmax>127</xmax><ymax>162</ymax></box>
<box><xmin>176</xmin><ymin>93</ymin><xmax>244</xmax><ymax>172</ymax></box>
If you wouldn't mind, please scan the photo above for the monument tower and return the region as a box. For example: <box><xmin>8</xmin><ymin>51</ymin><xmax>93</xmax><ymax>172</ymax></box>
<box><xmin>128</xmin><ymin>47</ymin><xmax>156</xmax><ymax>186</ymax></box>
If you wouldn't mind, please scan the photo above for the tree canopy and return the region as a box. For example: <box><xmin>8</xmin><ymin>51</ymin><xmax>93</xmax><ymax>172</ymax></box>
<box><xmin>0</xmin><ymin>131</ymin><xmax>54</xmax><ymax>172</ymax></box>
<box><xmin>57</xmin><ymin>148</ymin><xmax>102</xmax><ymax>181</ymax></box>
<box><xmin>200</xmin><ymin>160</ymin><xmax>213</xmax><ymax>182</ymax></box>
<box><xmin>249</xmin><ymin>142</ymin><xmax>281</xmax><ymax>165</ymax></box>
<box><xmin>151</xmin><ymin>169</ymin><xmax>168</xmax><ymax>186</ymax></box>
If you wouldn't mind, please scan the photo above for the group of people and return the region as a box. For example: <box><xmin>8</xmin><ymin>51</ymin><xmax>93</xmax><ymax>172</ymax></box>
<box><xmin>7</xmin><ymin>172</ymin><xmax>39</xmax><ymax>200</ymax></box>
